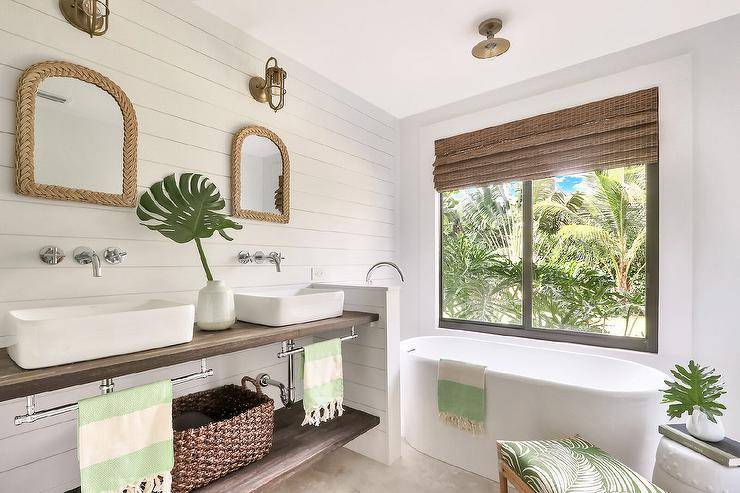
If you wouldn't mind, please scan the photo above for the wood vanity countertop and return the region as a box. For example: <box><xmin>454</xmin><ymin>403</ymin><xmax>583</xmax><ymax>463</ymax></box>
<box><xmin>0</xmin><ymin>311</ymin><xmax>379</xmax><ymax>402</ymax></box>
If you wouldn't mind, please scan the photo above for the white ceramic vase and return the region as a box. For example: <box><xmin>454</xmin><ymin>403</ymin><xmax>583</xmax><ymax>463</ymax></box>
<box><xmin>686</xmin><ymin>405</ymin><xmax>725</xmax><ymax>442</ymax></box>
<box><xmin>196</xmin><ymin>280</ymin><xmax>235</xmax><ymax>331</ymax></box>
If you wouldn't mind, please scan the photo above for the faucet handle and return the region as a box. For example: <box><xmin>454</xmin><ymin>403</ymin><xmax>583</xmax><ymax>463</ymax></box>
<box><xmin>39</xmin><ymin>246</ymin><xmax>65</xmax><ymax>265</ymax></box>
<box><xmin>237</xmin><ymin>251</ymin><xmax>252</xmax><ymax>264</ymax></box>
<box><xmin>104</xmin><ymin>247</ymin><xmax>127</xmax><ymax>265</ymax></box>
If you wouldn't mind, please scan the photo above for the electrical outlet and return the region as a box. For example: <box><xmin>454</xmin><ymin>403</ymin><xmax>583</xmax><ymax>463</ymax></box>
<box><xmin>311</xmin><ymin>267</ymin><xmax>326</xmax><ymax>281</ymax></box>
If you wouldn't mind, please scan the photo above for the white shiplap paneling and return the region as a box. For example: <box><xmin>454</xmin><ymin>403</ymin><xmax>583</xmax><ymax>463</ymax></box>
<box><xmin>313</xmin><ymin>284</ymin><xmax>402</xmax><ymax>465</ymax></box>
<box><xmin>0</xmin><ymin>0</ymin><xmax>399</xmax><ymax>490</ymax></box>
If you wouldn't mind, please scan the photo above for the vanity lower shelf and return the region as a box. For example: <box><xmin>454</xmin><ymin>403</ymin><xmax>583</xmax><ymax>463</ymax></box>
<box><xmin>64</xmin><ymin>402</ymin><xmax>379</xmax><ymax>493</ymax></box>
<box><xmin>0</xmin><ymin>311</ymin><xmax>379</xmax><ymax>402</ymax></box>
<box><xmin>196</xmin><ymin>402</ymin><xmax>380</xmax><ymax>492</ymax></box>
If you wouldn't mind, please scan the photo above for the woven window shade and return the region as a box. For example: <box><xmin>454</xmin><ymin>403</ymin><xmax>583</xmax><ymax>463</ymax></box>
<box><xmin>433</xmin><ymin>87</ymin><xmax>658</xmax><ymax>192</ymax></box>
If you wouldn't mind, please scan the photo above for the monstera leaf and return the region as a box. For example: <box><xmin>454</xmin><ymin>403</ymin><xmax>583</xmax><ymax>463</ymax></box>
<box><xmin>661</xmin><ymin>360</ymin><xmax>727</xmax><ymax>423</ymax></box>
<box><xmin>137</xmin><ymin>173</ymin><xmax>242</xmax><ymax>281</ymax></box>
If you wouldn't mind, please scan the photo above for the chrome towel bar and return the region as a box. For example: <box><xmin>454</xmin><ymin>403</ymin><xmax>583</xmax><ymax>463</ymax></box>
<box><xmin>276</xmin><ymin>326</ymin><xmax>357</xmax><ymax>358</ymax></box>
<box><xmin>260</xmin><ymin>326</ymin><xmax>357</xmax><ymax>408</ymax></box>
<box><xmin>14</xmin><ymin>359</ymin><xmax>214</xmax><ymax>426</ymax></box>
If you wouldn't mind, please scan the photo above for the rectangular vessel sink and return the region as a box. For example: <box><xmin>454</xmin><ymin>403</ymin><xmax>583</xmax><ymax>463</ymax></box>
<box><xmin>234</xmin><ymin>288</ymin><xmax>344</xmax><ymax>326</ymax></box>
<box><xmin>5</xmin><ymin>300</ymin><xmax>195</xmax><ymax>369</ymax></box>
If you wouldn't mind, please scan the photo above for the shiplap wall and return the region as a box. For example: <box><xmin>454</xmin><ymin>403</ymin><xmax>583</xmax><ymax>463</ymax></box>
<box><xmin>313</xmin><ymin>284</ymin><xmax>401</xmax><ymax>466</ymax></box>
<box><xmin>0</xmin><ymin>0</ymin><xmax>399</xmax><ymax>490</ymax></box>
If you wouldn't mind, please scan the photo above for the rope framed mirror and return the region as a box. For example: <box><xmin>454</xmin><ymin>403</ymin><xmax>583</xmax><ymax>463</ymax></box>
<box><xmin>231</xmin><ymin>125</ymin><xmax>290</xmax><ymax>223</ymax></box>
<box><xmin>15</xmin><ymin>60</ymin><xmax>138</xmax><ymax>207</ymax></box>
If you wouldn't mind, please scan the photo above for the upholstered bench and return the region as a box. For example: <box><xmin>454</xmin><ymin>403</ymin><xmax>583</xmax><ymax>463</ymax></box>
<box><xmin>497</xmin><ymin>438</ymin><xmax>665</xmax><ymax>493</ymax></box>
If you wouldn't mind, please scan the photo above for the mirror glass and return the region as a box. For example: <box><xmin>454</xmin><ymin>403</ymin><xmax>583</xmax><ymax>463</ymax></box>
<box><xmin>239</xmin><ymin>134</ymin><xmax>283</xmax><ymax>215</ymax></box>
<box><xmin>33</xmin><ymin>77</ymin><xmax>124</xmax><ymax>194</ymax></box>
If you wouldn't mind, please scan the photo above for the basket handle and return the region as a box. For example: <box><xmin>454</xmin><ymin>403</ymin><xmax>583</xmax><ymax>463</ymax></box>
<box><xmin>241</xmin><ymin>375</ymin><xmax>263</xmax><ymax>394</ymax></box>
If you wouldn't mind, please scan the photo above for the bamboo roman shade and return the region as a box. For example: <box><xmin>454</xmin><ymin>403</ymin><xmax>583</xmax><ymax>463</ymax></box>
<box><xmin>432</xmin><ymin>87</ymin><xmax>658</xmax><ymax>192</ymax></box>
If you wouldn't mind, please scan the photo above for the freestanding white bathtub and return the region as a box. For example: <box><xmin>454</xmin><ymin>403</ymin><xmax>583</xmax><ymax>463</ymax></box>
<box><xmin>401</xmin><ymin>336</ymin><xmax>667</xmax><ymax>480</ymax></box>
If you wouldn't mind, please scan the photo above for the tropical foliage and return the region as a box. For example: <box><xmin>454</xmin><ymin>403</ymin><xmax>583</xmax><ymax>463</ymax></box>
<box><xmin>137</xmin><ymin>173</ymin><xmax>242</xmax><ymax>281</ymax></box>
<box><xmin>441</xmin><ymin>165</ymin><xmax>648</xmax><ymax>336</ymax></box>
<box><xmin>661</xmin><ymin>360</ymin><xmax>726</xmax><ymax>423</ymax></box>
<box><xmin>500</xmin><ymin>437</ymin><xmax>665</xmax><ymax>492</ymax></box>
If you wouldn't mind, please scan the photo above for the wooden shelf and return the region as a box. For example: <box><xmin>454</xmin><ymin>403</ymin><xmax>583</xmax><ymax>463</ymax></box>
<box><xmin>0</xmin><ymin>311</ymin><xmax>378</xmax><ymax>402</ymax></box>
<box><xmin>65</xmin><ymin>402</ymin><xmax>379</xmax><ymax>493</ymax></box>
<box><xmin>197</xmin><ymin>402</ymin><xmax>380</xmax><ymax>492</ymax></box>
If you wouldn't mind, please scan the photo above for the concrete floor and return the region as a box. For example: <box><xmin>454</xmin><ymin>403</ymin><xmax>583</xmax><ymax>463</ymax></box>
<box><xmin>273</xmin><ymin>440</ymin><xmax>496</xmax><ymax>492</ymax></box>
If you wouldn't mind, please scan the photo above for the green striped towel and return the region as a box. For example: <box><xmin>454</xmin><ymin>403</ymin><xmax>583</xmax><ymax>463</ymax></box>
<box><xmin>301</xmin><ymin>338</ymin><xmax>344</xmax><ymax>426</ymax></box>
<box><xmin>438</xmin><ymin>359</ymin><xmax>487</xmax><ymax>433</ymax></box>
<box><xmin>77</xmin><ymin>380</ymin><xmax>174</xmax><ymax>493</ymax></box>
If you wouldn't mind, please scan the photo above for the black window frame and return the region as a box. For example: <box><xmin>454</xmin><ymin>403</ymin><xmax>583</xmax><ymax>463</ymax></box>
<box><xmin>438</xmin><ymin>165</ymin><xmax>659</xmax><ymax>353</ymax></box>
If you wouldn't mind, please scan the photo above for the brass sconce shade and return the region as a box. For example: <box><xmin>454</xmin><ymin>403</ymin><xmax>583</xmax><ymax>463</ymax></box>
<box><xmin>472</xmin><ymin>18</ymin><xmax>510</xmax><ymax>59</ymax></box>
<box><xmin>59</xmin><ymin>0</ymin><xmax>110</xmax><ymax>37</ymax></box>
<box><xmin>249</xmin><ymin>57</ymin><xmax>287</xmax><ymax>112</ymax></box>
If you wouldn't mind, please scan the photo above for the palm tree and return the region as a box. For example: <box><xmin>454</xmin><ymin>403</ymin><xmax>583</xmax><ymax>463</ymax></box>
<box><xmin>552</xmin><ymin>167</ymin><xmax>647</xmax><ymax>293</ymax></box>
<box><xmin>441</xmin><ymin>184</ymin><xmax>524</xmax><ymax>324</ymax></box>
<box><xmin>441</xmin><ymin>166</ymin><xmax>648</xmax><ymax>335</ymax></box>
<box><xmin>545</xmin><ymin>167</ymin><xmax>647</xmax><ymax>335</ymax></box>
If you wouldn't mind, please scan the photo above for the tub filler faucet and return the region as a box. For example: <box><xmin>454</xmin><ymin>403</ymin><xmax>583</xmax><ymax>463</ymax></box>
<box><xmin>365</xmin><ymin>261</ymin><xmax>405</xmax><ymax>285</ymax></box>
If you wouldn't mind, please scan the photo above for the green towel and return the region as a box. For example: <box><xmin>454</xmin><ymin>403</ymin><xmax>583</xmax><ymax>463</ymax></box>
<box><xmin>301</xmin><ymin>338</ymin><xmax>344</xmax><ymax>426</ymax></box>
<box><xmin>438</xmin><ymin>358</ymin><xmax>487</xmax><ymax>433</ymax></box>
<box><xmin>77</xmin><ymin>380</ymin><xmax>174</xmax><ymax>493</ymax></box>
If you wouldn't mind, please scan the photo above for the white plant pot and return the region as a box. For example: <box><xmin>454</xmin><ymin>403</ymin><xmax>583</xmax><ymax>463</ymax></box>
<box><xmin>686</xmin><ymin>405</ymin><xmax>725</xmax><ymax>442</ymax></box>
<box><xmin>196</xmin><ymin>280</ymin><xmax>235</xmax><ymax>331</ymax></box>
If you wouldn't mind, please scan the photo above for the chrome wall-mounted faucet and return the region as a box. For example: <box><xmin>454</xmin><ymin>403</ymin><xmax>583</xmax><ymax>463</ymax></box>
<box><xmin>73</xmin><ymin>247</ymin><xmax>102</xmax><ymax>277</ymax></box>
<box><xmin>366</xmin><ymin>261</ymin><xmax>405</xmax><ymax>285</ymax></box>
<box><xmin>238</xmin><ymin>251</ymin><xmax>284</xmax><ymax>273</ymax></box>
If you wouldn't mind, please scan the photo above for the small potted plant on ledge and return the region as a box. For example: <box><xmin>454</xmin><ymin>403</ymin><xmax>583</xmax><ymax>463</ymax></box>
<box><xmin>137</xmin><ymin>173</ymin><xmax>243</xmax><ymax>330</ymax></box>
<box><xmin>662</xmin><ymin>360</ymin><xmax>727</xmax><ymax>442</ymax></box>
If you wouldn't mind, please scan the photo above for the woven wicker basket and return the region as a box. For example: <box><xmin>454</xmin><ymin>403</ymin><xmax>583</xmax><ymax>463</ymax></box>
<box><xmin>171</xmin><ymin>376</ymin><xmax>274</xmax><ymax>493</ymax></box>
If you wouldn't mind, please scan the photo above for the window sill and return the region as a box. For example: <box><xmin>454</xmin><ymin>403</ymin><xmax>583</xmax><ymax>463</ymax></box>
<box><xmin>439</xmin><ymin>318</ymin><xmax>657</xmax><ymax>353</ymax></box>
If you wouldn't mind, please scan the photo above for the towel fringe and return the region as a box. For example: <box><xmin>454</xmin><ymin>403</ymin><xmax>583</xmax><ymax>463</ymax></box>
<box><xmin>118</xmin><ymin>472</ymin><xmax>172</xmax><ymax>493</ymax></box>
<box><xmin>302</xmin><ymin>398</ymin><xmax>344</xmax><ymax>427</ymax></box>
<box><xmin>439</xmin><ymin>412</ymin><xmax>485</xmax><ymax>434</ymax></box>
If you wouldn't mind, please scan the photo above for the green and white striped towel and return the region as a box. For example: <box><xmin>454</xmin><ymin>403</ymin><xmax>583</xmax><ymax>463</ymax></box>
<box><xmin>77</xmin><ymin>380</ymin><xmax>174</xmax><ymax>493</ymax></box>
<box><xmin>438</xmin><ymin>359</ymin><xmax>487</xmax><ymax>434</ymax></box>
<box><xmin>301</xmin><ymin>338</ymin><xmax>344</xmax><ymax>426</ymax></box>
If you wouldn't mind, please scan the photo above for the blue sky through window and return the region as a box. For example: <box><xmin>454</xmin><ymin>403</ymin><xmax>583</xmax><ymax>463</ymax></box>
<box><xmin>554</xmin><ymin>175</ymin><xmax>584</xmax><ymax>193</ymax></box>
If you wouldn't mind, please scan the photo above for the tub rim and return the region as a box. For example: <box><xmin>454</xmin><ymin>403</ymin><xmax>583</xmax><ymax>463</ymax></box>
<box><xmin>401</xmin><ymin>335</ymin><xmax>668</xmax><ymax>397</ymax></box>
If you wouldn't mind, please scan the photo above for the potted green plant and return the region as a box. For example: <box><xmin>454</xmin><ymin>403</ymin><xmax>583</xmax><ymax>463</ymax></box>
<box><xmin>661</xmin><ymin>360</ymin><xmax>727</xmax><ymax>442</ymax></box>
<box><xmin>137</xmin><ymin>173</ymin><xmax>242</xmax><ymax>330</ymax></box>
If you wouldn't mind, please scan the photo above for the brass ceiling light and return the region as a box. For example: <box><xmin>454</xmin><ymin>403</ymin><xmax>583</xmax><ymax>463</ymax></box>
<box><xmin>59</xmin><ymin>0</ymin><xmax>110</xmax><ymax>38</ymax></box>
<box><xmin>472</xmin><ymin>18</ymin><xmax>510</xmax><ymax>59</ymax></box>
<box><xmin>249</xmin><ymin>57</ymin><xmax>287</xmax><ymax>112</ymax></box>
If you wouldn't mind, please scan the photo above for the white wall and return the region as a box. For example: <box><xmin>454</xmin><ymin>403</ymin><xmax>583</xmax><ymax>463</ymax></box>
<box><xmin>690</xmin><ymin>15</ymin><xmax>740</xmax><ymax>440</ymax></box>
<box><xmin>0</xmin><ymin>0</ymin><xmax>399</xmax><ymax>490</ymax></box>
<box><xmin>401</xmin><ymin>15</ymin><xmax>740</xmax><ymax>436</ymax></box>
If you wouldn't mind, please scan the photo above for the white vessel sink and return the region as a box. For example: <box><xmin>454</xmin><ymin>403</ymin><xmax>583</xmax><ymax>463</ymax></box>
<box><xmin>5</xmin><ymin>300</ymin><xmax>195</xmax><ymax>369</ymax></box>
<box><xmin>234</xmin><ymin>288</ymin><xmax>344</xmax><ymax>326</ymax></box>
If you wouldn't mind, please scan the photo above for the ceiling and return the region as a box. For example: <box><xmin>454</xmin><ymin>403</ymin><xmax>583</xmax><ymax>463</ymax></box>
<box><xmin>194</xmin><ymin>1</ymin><xmax>740</xmax><ymax>118</ymax></box>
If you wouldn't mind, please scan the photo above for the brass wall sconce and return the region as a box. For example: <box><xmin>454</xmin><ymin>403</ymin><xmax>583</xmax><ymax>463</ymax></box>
<box><xmin>249</xmin><ymin>57</ymin><xmax>287</xmax><ymax>112</ymax></box>
<box><xmin>59</xmin><ymin>0</ymin><xmax>110</xmax><ymax>37</ymax></box>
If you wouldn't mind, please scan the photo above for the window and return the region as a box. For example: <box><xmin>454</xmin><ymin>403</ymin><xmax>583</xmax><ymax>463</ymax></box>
<box><xmin>433</xmin><ymin>88</ymin><xmax>659</xmax><ymax>351</ymax></box>
<box><xmin>440</xmin><ymin>164</ymin><xmax>658</xmax><ymax>352</ymax></box>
